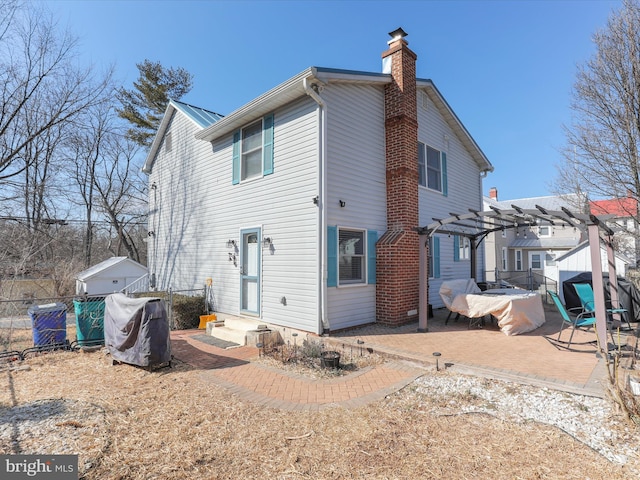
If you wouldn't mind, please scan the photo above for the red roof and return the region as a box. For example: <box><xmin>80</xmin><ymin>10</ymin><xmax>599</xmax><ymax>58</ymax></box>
<box><xmin>590</xmin><ymin>197</ymin><xmax>638</xmax><ymax>217</ymax></box>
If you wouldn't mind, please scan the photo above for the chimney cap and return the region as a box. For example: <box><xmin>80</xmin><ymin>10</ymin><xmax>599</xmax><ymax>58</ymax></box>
<box><xmin>388</xmin><ymin>27</ymin><xmax>408</xmax><ymax>42</ymax></box>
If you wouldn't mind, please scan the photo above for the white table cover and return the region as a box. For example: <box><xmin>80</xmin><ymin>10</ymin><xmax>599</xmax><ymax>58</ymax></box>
<box><xmin>449</xmin><ymin>291</ymin><xmax>545</xmax><ymax>336</ymax></box>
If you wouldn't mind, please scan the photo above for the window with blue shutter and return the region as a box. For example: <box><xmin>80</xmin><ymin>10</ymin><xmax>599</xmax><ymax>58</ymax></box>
<box><xmin>367</xmin><ymin>230</ymin><xmax>377</xmax><ymax>284</ymax></box>
<box><xmin>327</xmin><ymin>226</ymin><xmax>338</xmax><ymax>287</ymax></box>
<box><xmin>263</xmin><ymin>114</ymin><xmax>274</xmax><ymax>175</ymax></box>
<box><xmin>432</xmin><ymin>237</ymin><xmax>441</xmax><ymax>278</ymax></box>
<box><xmin>232</xmin><ymin>130</ymin><xmax>241</xmax><ymax>185</ymax></box>
<box><xmin>231</xmin><ymin>114</ymin><xmax>274</xmax><ymax>184</ymax></box>
<box><xmin>442</xmin><ymin>151</ymin><xmax>448</xmax><ymax>196</ymax></box>
<box><xmin>453</xmin><ymin>235</ymin><xmax>460</xmax><ymax>262</ymax></box>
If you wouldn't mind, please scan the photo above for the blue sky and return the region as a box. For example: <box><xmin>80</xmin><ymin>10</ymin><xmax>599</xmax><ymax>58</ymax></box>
<box><xmin>43</xmin><ymin>0</ymin><xmax>621</xmax><ymax>200</ymax></box>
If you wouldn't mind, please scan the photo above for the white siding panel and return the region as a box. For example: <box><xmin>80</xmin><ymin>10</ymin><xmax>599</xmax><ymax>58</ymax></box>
<box><xmin>324</xmin><ymin>84</ymin><xmax>387</xmax><ymax>330</ymax></box>
<box><xmin>149</xmin><ymin>97</ymin><xmax>321</xmax><ymax>333</ymax></box>
<box><xmin>417</xmin><ymin>91</ymin><xmax>485</xmax><ymax>308</ymax></box>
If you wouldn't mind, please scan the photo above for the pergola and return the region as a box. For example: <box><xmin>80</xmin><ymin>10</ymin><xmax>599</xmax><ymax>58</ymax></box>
<box><xmin>415</xmin><ymin>204</ymin><xmax>620</xmax><ymax>352</ymax></box>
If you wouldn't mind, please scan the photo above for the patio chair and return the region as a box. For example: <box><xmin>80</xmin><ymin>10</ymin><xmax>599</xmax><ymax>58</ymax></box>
<box><xmin>572</xmin><ymin>283</ymin><xmax>630</xmax><ymax>330</ymax></box>
<box><xmin>547</xmin><ymin>290</ymin><xmax>598</xmax><ymax>348</ymax></box>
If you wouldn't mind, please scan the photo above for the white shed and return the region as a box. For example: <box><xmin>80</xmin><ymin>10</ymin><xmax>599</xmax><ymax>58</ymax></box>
<box><xmin>555</xmin><ymin>242</ymin><xmax>630</xmax><ymax>301</ymax></box>
<box><xmin>75</xmin><ymin>257</ymin><xmax>148</xmax><ymax>295</ymax></box>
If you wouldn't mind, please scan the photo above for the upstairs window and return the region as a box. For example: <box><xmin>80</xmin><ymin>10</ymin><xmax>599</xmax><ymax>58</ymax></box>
<box><xmin>232</xmin><ymin>114</ymin><xmax>274</xmax><ymax>184</ymax></box>
<box><xmin>241</xmin><ymin>120</ymin><xmax>263</xmax><ymax>180</ymax></box>
<box><xmin>418</xmin><ymin>142</ymin><xmax>447</xmax><ymax>195</ymax></box>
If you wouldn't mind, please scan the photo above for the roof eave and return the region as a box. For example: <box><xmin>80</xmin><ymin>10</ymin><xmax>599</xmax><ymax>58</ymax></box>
<box><xmin>195</xmin><ymin>67</ymin><xmax>318</xmax><ymax>142</ymax></box>
<box><xmin>142</xmin><ymin>101</ymin><xmax>178</xmax><ymax>174</ymax></box>
<box><xmin>418</xmin><ymin>79</ymin><xmax>493</xmax><ymax>173</ymax></box>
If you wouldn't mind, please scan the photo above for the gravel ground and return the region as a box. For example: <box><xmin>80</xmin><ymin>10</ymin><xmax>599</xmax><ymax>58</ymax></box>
<box><xmin>401</xmin><ymin>372</ymin><xmax>640</xmax><ymax>471</ymax></box>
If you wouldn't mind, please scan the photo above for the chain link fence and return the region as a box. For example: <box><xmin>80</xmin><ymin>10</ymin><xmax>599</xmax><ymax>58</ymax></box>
<box><xmin>0</xmin><ymin>288</ymin><xmax>206</xmax><ymax>358</ymax></box>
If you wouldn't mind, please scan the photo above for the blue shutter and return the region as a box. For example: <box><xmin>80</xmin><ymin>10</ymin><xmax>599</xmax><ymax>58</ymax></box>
<box><xmin>441</xmin><ymin>152</ymin><xmax>448</xmax><ymax>196</ymax></box>
<box><xmin>232</xmin><ymin>130</ymin><xmax>241</xmax><ymax>184</ymax></box>
<box><xmin>453</xmin><ymin>235</ymin><xmax>460</xmax><ymax>262</ymax></box>
<box><xmin>367</xmin><ymin>230</ymin><xmax>377</xmax><ymax>284</ymax></box>
<box><xmin>263</xmin><ymin>114</ymin><xmax>274</xmax><ymax>175</ymax></box>
<box><xmin>327</xmin><ymin>226</ymin><xmax>338</xmax><ymax>287</ymax></box>
<box><xmin>433</xmin><ymin>236</ymin><xmax>441</xmax><ymax>278</ymax></box>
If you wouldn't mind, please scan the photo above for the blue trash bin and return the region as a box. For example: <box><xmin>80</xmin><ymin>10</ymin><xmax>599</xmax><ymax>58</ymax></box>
<box><xmin>28</xmin><ymin>303</ymin><xmax>67</xmax><ymax>346</ymax></box>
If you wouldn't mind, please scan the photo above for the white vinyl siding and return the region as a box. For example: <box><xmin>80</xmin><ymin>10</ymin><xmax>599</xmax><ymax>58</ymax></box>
<box><xmin>148</xmin><ymin>97</ymin><xmax>319</xmax><ymax>333</ymax></box>
<box><xmin>417</xmin><ymin>89</ymin><xmax>485</xmax><ymax>307</ymax></box>
<box><xmin>325</xmin><ymin>83</ymin><xmax>386</xmax><ymax>330</ymax></box>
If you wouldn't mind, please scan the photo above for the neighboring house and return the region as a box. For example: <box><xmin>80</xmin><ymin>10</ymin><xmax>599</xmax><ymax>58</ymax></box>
<box><xmin>590</xmin><ymin>193</ymin><xmax>639</xmax><ymax>266</ymax></box>
<box><xmin>75</xmin><ymin>257</ymin><xmax>148</xmax><ymax>296</ymax></box>
<box><xmin>483</xmin><ymin>189</ymin><xmax>585</xmax><ymax>288</ymax></box>
<box><xmin>143</xmin><ymin>29</ymin><xmax>493</xmax><ymax>334</ymax></box>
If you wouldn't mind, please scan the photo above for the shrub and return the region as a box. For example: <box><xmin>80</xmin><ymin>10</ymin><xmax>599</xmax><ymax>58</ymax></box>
<box><xmin>172</xmin><ymin>295</ymin><xmax>206</xmax><ymax>330</ymax></box>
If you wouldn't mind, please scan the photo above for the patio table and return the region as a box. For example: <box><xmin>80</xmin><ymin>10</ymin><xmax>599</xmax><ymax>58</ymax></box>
<box><xmin>449</xmin><ymin>290</ymin><xmax>545</xmax><ymax>336</ymax></box>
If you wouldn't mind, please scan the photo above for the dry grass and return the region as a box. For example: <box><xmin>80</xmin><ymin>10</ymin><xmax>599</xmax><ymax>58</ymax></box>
<box><xmin>0</xmin><ymin>347</ymin><xmax>638</xmax><ymax>480</ymax></box>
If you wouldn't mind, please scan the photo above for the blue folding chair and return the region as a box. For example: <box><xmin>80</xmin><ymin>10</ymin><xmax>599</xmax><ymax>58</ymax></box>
<box><xmin>547</xmin><ymin>290</ymin><xmax>598</xmax><ymax>348</ymax></box>
<box><xmin>572</xmin><ymin>283</ymin><xmax>630</xmax><ymax>330</ymax></box>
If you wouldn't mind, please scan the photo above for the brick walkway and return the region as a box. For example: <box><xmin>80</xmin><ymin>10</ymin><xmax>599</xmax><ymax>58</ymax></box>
<box><xmin>171</xmin><ymin>304</ymin><xmax>632</xmax><ymax>410</ymax></box>
<box><xmin>171</xmin><ymin>331</ymin><xmax>424</xmax><ymax>411</ymax></box>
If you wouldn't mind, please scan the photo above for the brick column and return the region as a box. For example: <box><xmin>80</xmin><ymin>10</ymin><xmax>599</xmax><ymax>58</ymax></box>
<box><xmin>376</xmin><ymin>29</ymin><xmax>420</xmax><ymax>326</ymax></box>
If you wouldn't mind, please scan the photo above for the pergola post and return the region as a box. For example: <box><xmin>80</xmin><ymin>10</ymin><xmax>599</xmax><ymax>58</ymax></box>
<box><xmin>605</xmin><ymin>233</ymin><xmax>622</xmax><ymax>323</ymax></box>
<box><xmin>587</xmin><ymin>224</ymin><xmax>609</xmax><ymax>351</ymax></box>
<box><xmin>418</xmin><ymin>233</ymin><xmax>428</xmax><ymax>332</ymax></box>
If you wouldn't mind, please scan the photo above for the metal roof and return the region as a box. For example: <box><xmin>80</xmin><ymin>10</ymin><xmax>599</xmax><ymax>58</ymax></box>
<box><xmin>171</xmin><ymin>99</ymin><xmax>224</xmax><ymax>128</ymax></box>
<box><xmin>509</xmin><ymin>237</ymin><xmax>580</xmax><ymax>249</ymax></box>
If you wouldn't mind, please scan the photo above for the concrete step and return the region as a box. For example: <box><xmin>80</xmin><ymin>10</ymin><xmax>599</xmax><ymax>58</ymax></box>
<box><xmin>206</xmin><ymin>314</ymin><xmax>267</xmax><ymax>347</ymax></box>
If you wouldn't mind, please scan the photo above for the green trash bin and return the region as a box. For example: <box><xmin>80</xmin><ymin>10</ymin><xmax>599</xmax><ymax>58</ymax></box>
<box><xmin>73</xmin><ymin>296</ymin><xmax>106</xmax><ymax>346</ymax></box>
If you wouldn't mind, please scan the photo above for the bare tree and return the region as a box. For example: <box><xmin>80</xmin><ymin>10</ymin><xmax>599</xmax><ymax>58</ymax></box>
<box><xmin>0</xmin><ymin>3</ymin><xmax>111</xmax><ymax>181</ymax></box>
<box><xmin>557</xmin><ymin>0</ymin><xmax>640</xmax><ymax>259</ymax></box>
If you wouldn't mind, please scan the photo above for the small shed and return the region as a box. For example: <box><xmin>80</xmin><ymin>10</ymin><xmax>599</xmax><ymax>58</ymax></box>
<box><xmin>555</xmin><ymin>241</ymin><xmax>630</xmax><ymax>301</ymax></box>
<box><xmin>75</xmin><ymin>257</ymin><xmax>148</xmax><ymax>295</ymax></box>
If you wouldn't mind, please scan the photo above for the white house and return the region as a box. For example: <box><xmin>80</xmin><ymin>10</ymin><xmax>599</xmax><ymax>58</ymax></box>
<box><xmin>75</xmin><ymin>257</ymin><xmax>148</xmax><ymax>296</ymax></box>
<box><xmin>143</xmin><ymin>29</ymin><xmax>493</xmax><ymax>334</ymax></box>
<box><xmin>483</xmin><ymin>190</ymin><xmax>585</xmax><ymax>288</ymax></box>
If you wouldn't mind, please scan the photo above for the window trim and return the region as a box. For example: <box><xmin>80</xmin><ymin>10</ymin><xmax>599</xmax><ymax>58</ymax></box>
<box><xmin>515</xmin><ymin>249</ymin><xmax>523</xmax><ymax>271</ymax></box>
<box><xmin>529</xmin><ymin>251</ymin><xmax>544</xmax><ymax>270</ymax></box>
<box><xmin>232</xmin><ymin>114</ymin><xmax>275</xmax><ymax>185</ymax></box>
<box><xmin>417</xmin><ymin>142</ymin><xmax>447</xmax><ymax>195</ymax></box>
<box><xmin>241</xmin><ymin>118</ymin><xmax>264</xmax><ymax>181</ymax></box>
<box><xmin>338</xmin><ymin>227</ymin><xmax>366</xmax><ymax>286</ymax></box>
<box><xmin>501</xmin><ymin>247</ymin><xmax>508</xmax><ymax>271</ymax></box>
<box><xmin>326</xmin><ymin>226</ymin><xmax>376</xmax><ymax>287</ymax></box>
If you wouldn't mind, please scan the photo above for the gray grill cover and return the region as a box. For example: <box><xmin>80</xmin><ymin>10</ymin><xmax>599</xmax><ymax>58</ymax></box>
<box><xmin>104</xmin><ymin>293</ymin><xmax>171</xmax><ymax>368</ymax></box>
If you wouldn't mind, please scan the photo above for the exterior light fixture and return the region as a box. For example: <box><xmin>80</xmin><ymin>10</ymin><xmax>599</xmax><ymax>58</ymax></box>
<box><xmin>339</xmin><ymin>200</ymin><xmax>346</xmax><ymax>208</ymax></box>
<box><xmin>226</xmin><ymin>239</ymin><xmax>236</xmax><ymax>248</ymax></box>
<box><xmin>263</xmin><ymin>237</ymin><xmax>272</xmax><ymax>247</ymax></box>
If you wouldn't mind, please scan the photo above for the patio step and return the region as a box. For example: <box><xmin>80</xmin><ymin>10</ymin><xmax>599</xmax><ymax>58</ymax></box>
<box><xmin>206</xmin><ymin>314</ymin><xmax>267</xmax><ymax>347</ymax></box>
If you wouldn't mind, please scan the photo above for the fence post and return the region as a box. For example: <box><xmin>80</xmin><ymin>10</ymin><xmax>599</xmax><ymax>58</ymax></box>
<box><xmin>168</xmin><ymin>288</ymin><xmax>174</xmax><ymax>329</ymax></box>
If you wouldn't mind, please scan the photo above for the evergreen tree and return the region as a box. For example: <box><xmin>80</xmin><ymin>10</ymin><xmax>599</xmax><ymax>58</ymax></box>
<box><xmin>116</xmin><ymin>60</ymin><xmax>193</xmax><ymax>148</ymax></box>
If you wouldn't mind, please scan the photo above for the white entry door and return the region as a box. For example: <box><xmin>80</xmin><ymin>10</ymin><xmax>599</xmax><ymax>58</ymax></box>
<box><xmin>240</xmin><ymin>228</ymin><xmax>261</xmax><ymax>314</ymax></box>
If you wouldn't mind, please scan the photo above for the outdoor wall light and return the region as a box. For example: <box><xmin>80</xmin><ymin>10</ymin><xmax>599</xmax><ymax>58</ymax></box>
<box><xmin>263</xmin><ymin>237</ymin><xmax>272</xmax><ymax>247</ymax></box>
<box><xmin>226</xmin><ymin>239</ymin><xmax>236</xmax><ymax>248</ymax></box>
<box><xmin>148</xmin><ymin>231</ymin><xmax>155</xmax><ymax>237</ymax></box>
<box><xmin>339</xmin><ymin>200</ymin><xmax>346</xmax><ymax>208</ymax></box>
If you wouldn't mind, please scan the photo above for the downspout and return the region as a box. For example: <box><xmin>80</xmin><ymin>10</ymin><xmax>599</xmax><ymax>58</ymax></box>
<box><xmin>303</xmin><ymin>72</ymin><xmax>329</xmax><ymax>335</ymax></box>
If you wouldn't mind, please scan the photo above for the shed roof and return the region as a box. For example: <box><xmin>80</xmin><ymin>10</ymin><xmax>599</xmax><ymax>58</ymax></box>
<box><xmin>76</xmin><ymin>257</ymin><xmax>147</xmax><ymax>281</ymax></box>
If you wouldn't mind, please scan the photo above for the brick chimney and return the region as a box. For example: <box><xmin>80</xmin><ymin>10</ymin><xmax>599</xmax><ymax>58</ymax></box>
<box><xmin>376</xmin><ymin>28</ymin><xmax>420</xmax><ymax>326</ymax></box>
<box><xmin>489</xmin><ymin>187</ymin><xmax>498</xmax><ymax>200</ymax></box>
